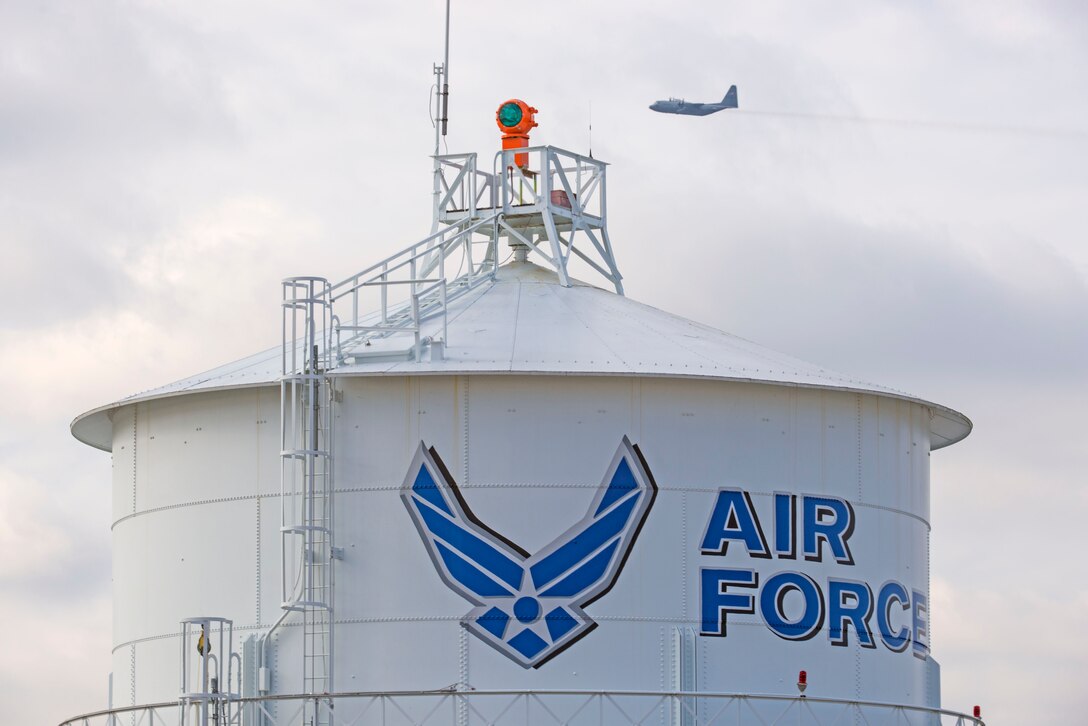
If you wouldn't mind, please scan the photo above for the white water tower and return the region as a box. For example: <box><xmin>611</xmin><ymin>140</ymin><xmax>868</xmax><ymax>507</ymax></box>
<box><xmin>65</xmin><ymin>117</ymin><xmax>980</xmax><ymax>725</ymax></box>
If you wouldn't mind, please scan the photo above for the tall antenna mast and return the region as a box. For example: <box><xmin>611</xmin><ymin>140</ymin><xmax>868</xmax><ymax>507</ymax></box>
<box><xmin>431</xmin><ymin>0</ymin><xmax>451</xmax><ymax>230</ymax></box>
<box><xmin>441</xmin><ymin>0</ymin><xmax>450</xmax><ymax>137</ymax></box>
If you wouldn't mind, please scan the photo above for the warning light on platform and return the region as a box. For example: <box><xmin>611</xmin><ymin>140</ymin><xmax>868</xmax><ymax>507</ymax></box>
<box><xmin>498</xmin><ymin>102</ymin><xmax>523</xmax><ymax>128</ymax></box>
<box><xmin>496</xmin><ymin>99</ymin><xmax>538</xmax><ymax>168</ymax></box>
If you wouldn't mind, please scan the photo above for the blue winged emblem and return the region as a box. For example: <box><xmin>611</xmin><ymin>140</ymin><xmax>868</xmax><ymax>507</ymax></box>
<box><xmin>401</xmin><ymin>436</ymin><xmax>658</xmax><ymax>668</ymax></box>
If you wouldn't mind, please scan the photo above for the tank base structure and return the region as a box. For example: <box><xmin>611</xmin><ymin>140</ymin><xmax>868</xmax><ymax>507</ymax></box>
<box><xmin>66</xmin><ymin>144</ymin><xmax>982</xmax><ymax>726</ymax></box>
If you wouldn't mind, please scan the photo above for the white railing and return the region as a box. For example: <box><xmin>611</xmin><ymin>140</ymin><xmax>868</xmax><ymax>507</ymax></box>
<box><xmin>429</xmin><ymin>145</ymin><xmax>622</xmax><ymax>293</ymax></box>
<box><xmin>434</xmin><ymin>146</ymin><xmax>608</xmax><ymax>228</ymax></box>
<box><xmin>299</xmin><ymin>144</ymin><xmax>620</xmax><ymax>371</ymax></box>
<box><xmin>326</xmin><ymin>211</ymin><xmax>500</xmax><ymax>362</ymax></box>
<box><xmin>435</xmin><ymin>152</ymin><xmax>498</xmax><ymax>223</ymax></box>
<box><xmin>492</xmin><ymin>145</ymin><xmax>622</xmax><ymax>293</ymax></box>
<box><xmin>494</xmin><ymin>145</ymin><xmax>607</xmax><ymax>224</ymax></box>
<box><xmin>59</xmin><ymin>689</ymin><xmax>986</xmax><ymax>726</ymax></box>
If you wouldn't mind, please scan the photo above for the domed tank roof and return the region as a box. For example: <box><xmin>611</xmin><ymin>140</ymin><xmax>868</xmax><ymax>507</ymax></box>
<box><xmin>71</xmin><ymin>261</ymin><xmax>971</xmax><ymax>451</ymax></box>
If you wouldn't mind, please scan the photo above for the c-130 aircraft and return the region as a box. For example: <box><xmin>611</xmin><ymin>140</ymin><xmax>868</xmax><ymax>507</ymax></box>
<box><xmin>650</xmin><ymin>85</ymin><xmax>738</xmax><ymax>116</ymax></box>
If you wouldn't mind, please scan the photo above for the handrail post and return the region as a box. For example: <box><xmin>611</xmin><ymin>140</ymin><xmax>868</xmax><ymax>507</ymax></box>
<box><xmin>466</xmin><ymin>225</ymin><xmax>475</xmax><ymax>286</ymax></box>
<box><xmin>352</xmin><ymin>275</ymin><xmax>359</xmax><ymax>328</ymax></box>
<box><xmin>600</xmin><ymin>163</ymin><xmax>608</xmax><ymax>220</ymax></box>
<box><xmin>380</xmin><ymin>264</ymin><xmax>388</xmax><ymax>324</ymax></box>
<box><xmin>576</xmin><ymin>155</ymin><xmax>583</xmax><ymax>208</ymax></box>
<box><xmin>469</xmin><ymin>153</ymin><xmax>477</xmax><ymax>219</ymax></box>
<box><xmin>500</xmin><ymin>150</ymin><xmax>511</xmax><ymax>214</ymax></box>
<box><xmin>410</xmin><ymin>257</ymin><xmax>420</xmax><ymax>360</ymax></box>
<box><xmin>541</xmin><ymin>148</ymin><xmax>552</xmax><ymax>209</ymax></box>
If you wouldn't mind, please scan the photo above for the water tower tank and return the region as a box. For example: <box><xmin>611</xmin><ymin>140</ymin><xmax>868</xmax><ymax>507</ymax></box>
<box><xmin>66</xmin><ymin>142</ymin><xmax>978</xmax><ymax>725</ymax></box>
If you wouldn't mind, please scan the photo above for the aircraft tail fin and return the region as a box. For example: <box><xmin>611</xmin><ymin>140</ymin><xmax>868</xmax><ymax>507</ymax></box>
<box><xmin>721</xmin><ymin>85</ymin><xmax>738</xmax><ymax>108</ymax></box>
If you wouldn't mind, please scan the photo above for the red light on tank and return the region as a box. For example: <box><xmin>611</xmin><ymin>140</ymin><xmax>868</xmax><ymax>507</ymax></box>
<box><xmin>973</xmin><ymin>705</ymin><xmax>981</xmax><ymax>718</ymax></box>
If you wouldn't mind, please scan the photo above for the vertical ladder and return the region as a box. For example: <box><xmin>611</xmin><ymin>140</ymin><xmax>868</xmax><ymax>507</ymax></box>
<box><xmin>280</xmin><ymin>277</ymin><xmax>335</xmax><ymax>725</ymax></box>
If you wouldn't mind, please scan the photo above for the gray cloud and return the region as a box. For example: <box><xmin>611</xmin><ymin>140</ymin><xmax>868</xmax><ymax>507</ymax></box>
<box><xmin>0</xmin><ymin>1</ymin><xmax>238</xmax><ymax>161</ymax></box>
<box><xmin>666</xmin><ymin>203</ymin><xmax>1088</xmax><ymax>384</ymax></box>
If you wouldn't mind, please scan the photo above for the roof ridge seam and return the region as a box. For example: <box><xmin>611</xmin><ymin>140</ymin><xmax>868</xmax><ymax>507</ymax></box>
<box><xmin>549</xmin><ymin>284</ymin><xmax>631</xmax><ymax>367</ymax></box>
<box><xmin>508</xmin><ymin>280</ymin><xmax>523</xmax><ymax>366</ymax></box>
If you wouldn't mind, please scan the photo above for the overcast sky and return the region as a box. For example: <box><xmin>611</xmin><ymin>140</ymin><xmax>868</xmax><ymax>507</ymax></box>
<box><xmin>2</xmin><ymin>1</ymin><xmax>1085</xmax><ymax>723</ymax></box>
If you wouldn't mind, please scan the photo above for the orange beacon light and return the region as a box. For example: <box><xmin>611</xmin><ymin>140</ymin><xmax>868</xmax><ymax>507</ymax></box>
<box><xmin>496</xmin><ymin>99</ymin><xmax>538</xmax><ymax>168</ymax></box>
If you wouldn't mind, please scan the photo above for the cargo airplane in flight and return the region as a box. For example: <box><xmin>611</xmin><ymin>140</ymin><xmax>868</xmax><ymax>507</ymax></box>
<box><xmin>650</xmin><ymin>85</ymin><xmax>738</xmax><ymax>116</ymax></box>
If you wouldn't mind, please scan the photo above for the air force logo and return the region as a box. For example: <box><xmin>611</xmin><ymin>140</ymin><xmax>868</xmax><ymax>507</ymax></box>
<box><xmin>401</xmin><ymin>437</ymin><xmax>657</xmax><ymax>668</ymax></box>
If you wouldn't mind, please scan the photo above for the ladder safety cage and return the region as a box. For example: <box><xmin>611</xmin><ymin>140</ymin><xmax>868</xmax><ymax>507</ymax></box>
<box><xmin>279</xmin><ymin>276</ymin><xmax>334</xmax><ymax>612</ymax></box>
<box><xmin>178</xmin><ymin>617</ymin><xmax>241</xmax><ymax>726</ymax></box>
<box><xmin>279</xmin><ymin>277</ymin><xmax>336</xmax><ymax>719</ymax></box>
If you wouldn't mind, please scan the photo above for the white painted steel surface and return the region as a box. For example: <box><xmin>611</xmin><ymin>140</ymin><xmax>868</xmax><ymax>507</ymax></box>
<box><xmin>72</xmin><ymin>262</ymin><xmax>970</xmax><ymax>452</ymax></box>
<box><xmin>105</xmin><ymin>367</ymin><xmax>946</xmax><ymax>714</ymax></box>
<box><xmin>72</xmin><ymin>254</ymin><xmax>976</xmax><ymax>724</ymax></box>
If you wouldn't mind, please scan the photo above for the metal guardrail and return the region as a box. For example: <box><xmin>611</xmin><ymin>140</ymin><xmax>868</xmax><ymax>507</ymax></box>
<box><xmin>326</xmin><ymin>211</ymin><xmax>500</xmax><ymax>363</ymax></box>
<box><xmin>299</xmin><ymin>143</ymin><xmax>622</xmax><ymax>369</ymax></box>
<box><xmin>492</xmin><ymin>145</ymin><xmax>622</xmax><ymax>293</ymax></box>
<box><xmin>435</xmin><ymin>145</ymin><xmax>623</xmax><ymax>294</ymax></box>
<box><xmin>435</xmin><ymin>152</ymin><xmax>498</xmax><ymax>222</ymax></box>
<box><xmin>59</xmin><ymin>689</ymin><xmax>985</xmax><ymax>726</ymax></box>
